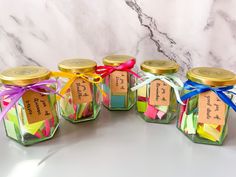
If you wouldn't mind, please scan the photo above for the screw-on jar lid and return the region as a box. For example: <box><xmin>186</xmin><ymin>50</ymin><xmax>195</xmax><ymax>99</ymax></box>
<box><xmin>187</xmin><ymin>67</ymin><xmax>236</xmax><ymax>86</ymax></box>
<box><xmin>103</xmin><ymin>55</ymin><xmax>135</xmax><ymax>66</ymax></box>
<box><xmin>0</xmin><ymin>66</ymin><xmax>50</xmax><ymax>86</ymax></box>
<box><xmin>141</xmin><ymin>60</ymin><xmax>179</xmax><ymax>74</ymax></box>
<box><xmin>58</xmin><ymin>59</ymin><xmax>97</xmax><ymax>73</ymax></box>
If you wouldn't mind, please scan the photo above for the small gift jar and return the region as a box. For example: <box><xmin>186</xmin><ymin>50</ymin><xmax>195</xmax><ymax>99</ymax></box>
<box><xmin>56</xmin><ymin>59</ymin><xmax>102</xmax><ymax>123</ymax></box>
<box><xmin>97</xmin><ymin>55</ymin><xmax>138</xmax><ymax>111</ymax></box>
<box><xmin>177</xmin><ymin>67</ymin><xmax>236</xmax><ymax>145</ymax></box>
<box><xmin>132</xmin><ymin>60</ymin><xmax>183</xmax><ymax>124</ymax></box>
<box><xmin>0</xmin><ymin>66</ymin><xmax>59</xmax><ymax>146</ymax></box>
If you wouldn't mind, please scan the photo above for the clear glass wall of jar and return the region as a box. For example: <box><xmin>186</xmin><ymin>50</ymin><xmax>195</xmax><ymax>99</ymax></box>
<box><xmin>133</xmin><ymin>60</ymin><xmax>183</xmax><ymax>124</ymax></box>
<box><xmin>57</xmin><ymin>59</ymin><xmax>101</xmax><ymax>123</ymax></box>
<box><xmin>177</xmin><ymin>67</ymin><xmax>236</xmax><ymax>145</ymax></box>
<box><xmin>0</xmin><ymin>66</ymin><xmax>59</xmax><ymax>146</ymax></box>
<box><xmin>100</xmin><ymin>55</ymin><xmax>137</xmax><ymax>111</ymax></box>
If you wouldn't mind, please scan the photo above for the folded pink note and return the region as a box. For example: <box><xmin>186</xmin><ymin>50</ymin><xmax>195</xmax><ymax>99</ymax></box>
<box><xmin>144</xmin><ymin>104</ymin><xmax>158</xmax><ymax>119</ymax></box>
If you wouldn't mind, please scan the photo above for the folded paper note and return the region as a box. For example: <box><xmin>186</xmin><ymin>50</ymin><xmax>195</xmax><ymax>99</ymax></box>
<box><xmin>137</xmin><ymin>85</ymin><xmax>146</xmax><ymax>97</ymax></box>
<box><xmin>137</xmin><ymin>101</ymin><xmax>147</xmax><ymax>113</ymax></box>
<box><xmin>144</xmin><ymin>104</ymin><xmax>158</xmax><ymax>119</ymax></box>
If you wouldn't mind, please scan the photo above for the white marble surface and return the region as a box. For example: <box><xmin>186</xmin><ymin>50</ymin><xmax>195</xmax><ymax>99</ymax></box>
<box><xmin>0</xmin><ymin>0</ymin><xmax>235</xmax><ymax>74</ymax></box>
<box><xmin>0</xmin><ymin>108</ymin><xmax>236</xmax><ymax>177</ymax></box>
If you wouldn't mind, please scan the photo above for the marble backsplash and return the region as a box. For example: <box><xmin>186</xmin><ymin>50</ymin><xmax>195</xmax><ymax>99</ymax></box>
<box><xmin>0</xmin><ymin>0</ymin><xmax>235</xmax><ymax>75</ymax></box>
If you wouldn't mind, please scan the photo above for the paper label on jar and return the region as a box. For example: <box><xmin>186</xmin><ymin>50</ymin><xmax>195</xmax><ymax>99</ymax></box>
<box><xmin>110</xmin><ymin>71</ymin><xmax>128</xmax><ymax>93</ymax></box>
<box><xmin>198</xmin><ymin>91</ymin><xmax>226</xmax><ymax>125</ymax></box>
<box><xmin>71</xmin><ymin>78</ymin><xmax>92</xmax><ymax>104</ymax></box>
<box><xmin>23</xmin><ymin>90</ymin><xmax>52</xmax><ymax>124</ymax></box>
<box><xmin>149</xmin><ymin>80</ymin><xmax>171</xmax><ymax>106</ymax></box>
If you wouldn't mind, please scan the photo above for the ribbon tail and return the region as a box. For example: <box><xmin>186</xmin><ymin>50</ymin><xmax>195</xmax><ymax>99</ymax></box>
<box><xmin>181</xmin><ymin>89</ymin><xmax>204</xmax><ymax>102</ymax></box>
<box><xmin>0</xmin><ymin>91</ymin><xmax>25</xmax><ymax>121</ymax></box>
<box><xmin>131</xmin><ymin>78</ymin><xmax>154</xmax><ymax>91</ymax></box>
<box><xmin>216</xmin><ymin>91</ymin><xmax>236</xmax><ymax>112</ymax></box>
<box><xmin>125</xmin><ymin>69</ymin><xmax>140</xmax><ymax>78</ymax></box>
<box><xmin>167</xmin><ymin>75</ymin><xmax>184</xmax><ymax>88</ymax></box>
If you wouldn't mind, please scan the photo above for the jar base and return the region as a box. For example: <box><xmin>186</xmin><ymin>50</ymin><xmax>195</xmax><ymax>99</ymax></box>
<box><xmin>102</xmin><ymin>103</ymin><xmax>135</xmax><ymax>111</ymax></box>
<box><xmin>61</xmin><ymin>109</ymin><xmax>100</xmax><ymax>123</ymax></box>
<box><xmin>177</xmin><ymin>127</ymin><xmax>225</xmax><ymax>146</ymax></box>
<box><xmin>6</xmin><ymin>123</ymin><xmax>59</xmax><ymax>146</ymax></box>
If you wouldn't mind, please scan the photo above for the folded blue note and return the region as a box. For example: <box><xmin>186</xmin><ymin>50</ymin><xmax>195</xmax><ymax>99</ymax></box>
<box><xmin>111</xmin><ymin>95</ymin><xmax>125</xmax><ymax>108</ymax></box>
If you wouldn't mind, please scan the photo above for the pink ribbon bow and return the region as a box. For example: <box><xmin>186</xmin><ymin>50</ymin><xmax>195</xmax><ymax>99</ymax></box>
<box><xmin>95</xmin><ymin>58</ymin><xmax>140</xmax><ymax>78</ymax></box>
<box><xmin>0</xmin><ymin>79</ymin><xmax>61</xmax><ymax>121</ymax></box>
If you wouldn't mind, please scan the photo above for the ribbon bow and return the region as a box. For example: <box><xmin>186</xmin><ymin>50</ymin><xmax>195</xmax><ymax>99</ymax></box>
<box><xmin>51</xmin><ymin>71</ymin><xmax>104</xmax><ymax>99</ymax></box>
<box><xmin>131</xmin><ymin>72</ymin><xmax>184</xmax><ymax>104</ymax></box>
<box><xmin>181</xmin><ymin>80</ymin><xmax>236</xmax><ymax>111</ymax></box>
<box><xmin>95</xmin><ymin>58</ymin><xmax>140</xmax><ymax>78</ymax></box>
<box><xmin>0</xmin><ymin>79</ymin><xmax>61</xmax><ymax>121</ymax></box>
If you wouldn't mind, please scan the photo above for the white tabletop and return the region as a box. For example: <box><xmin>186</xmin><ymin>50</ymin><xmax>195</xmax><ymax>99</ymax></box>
<box><xmin>1</xmin><ymin>108</ymin><xmax>236</xmax><ymax>177</ymax></box>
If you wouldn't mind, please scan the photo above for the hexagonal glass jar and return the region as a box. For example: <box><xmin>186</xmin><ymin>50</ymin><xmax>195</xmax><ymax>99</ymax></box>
<box><xmin>177</xmin><ymin>67</ymin><xmax>236</xmax><ymax>145</ymax></box>
<box><xmin>0</xmin><ymin>66</ymin><xmax>59</xmax><ymax>146</ymax></box>
<box><xmin>135</xmin><ymin>60</ymin><xmax>182</xmax><ymax>124</ymax></box>
<box><xmin>57</xmin><ymin>59</ymin><xmax>101</xmax><ymax>123</ymax></box>
<box><xmin>101</xmin><ymin>55</ymin><xmax>137</xmax><ymax>111</ymax></box>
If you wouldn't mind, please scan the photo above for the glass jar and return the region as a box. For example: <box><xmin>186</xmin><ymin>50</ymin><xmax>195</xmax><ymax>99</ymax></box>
<box><xmin>57</xmin><ymin>59</ymin><xmax>101</xmax><ymax>123</ymax></box>
<box><xmin>177</xmin><ymin>67</ymin><xmax>236</xmax><ymax>145</ymax></box>
<box><xmin>100</xmin><ymin>55</ymin><xmax>137</xmax><ymax>111</ymax></box>
<box><xmin>0</xmin><ymin>66</ymin><xmax>59</xmax><ymax>146</ymax></box>
<box><xmin>133</xmin><ymin>60</ymin><xmax>183</xmax><ymax>124</ymax></box>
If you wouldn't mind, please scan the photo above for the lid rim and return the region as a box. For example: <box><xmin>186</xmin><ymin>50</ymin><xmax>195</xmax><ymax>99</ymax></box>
<box><xmin>103</xmin><ymin>55</ymin><xmax>135</xmax><ymax>66</ymax></box>
<box><xmin>58</xmin><ymin>59</ymin><xmax>97</xmax><ymax>73</ymax></box>
<box><xmin>0</xmin><ymin>66</ymin><xmax>50</xmax><ymax>86</ymax></box>
<box><xmin>187</xmin><ymin>67</ymin><xmax>236</xmax><ymax>86</ymax></box>
<box><xmin>141</xmin><ymin>60</ymin><xmax>179</xmax><ymax>74</ymax></box>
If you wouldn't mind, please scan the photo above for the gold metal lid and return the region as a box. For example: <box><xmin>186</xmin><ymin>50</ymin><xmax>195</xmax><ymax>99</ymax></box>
<box><xmin>103</xmin><ymin>55</ymin><xmax>135</xmax><ymax>66</ymax></box>
<box><xmin>0</xmin><ymin>66</ymin><xmax>50</xmax><ymax>86</ymax></box>
<box><xmin>58</xmin><ymin>59</ymin><xmax>97</xmax><ymax>73</ymax></box>
<box><xmin>187</xmin><ymin>67</ymin><xmax>236</xmax><ymax>86</ymax></box>
<box><xmin>141</xmin><ymin>60</ymin><xmax>179</xmax><ymax>74</ymax></box>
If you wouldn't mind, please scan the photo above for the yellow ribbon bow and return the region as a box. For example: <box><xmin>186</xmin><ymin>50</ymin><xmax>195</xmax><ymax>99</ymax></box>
<box><xmin>51</xmin><ymin>71</ymin><xmax>104</xmax><ymax>100</ymax></box>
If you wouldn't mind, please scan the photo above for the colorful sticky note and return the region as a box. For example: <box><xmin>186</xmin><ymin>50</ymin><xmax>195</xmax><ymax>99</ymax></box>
<box><xmin>144</xmin><ymin>104</ymin><xmax>158</xmax><ymax>119</ymax></box>
<box><xmin>186</xmin><ymin>113</ymin><xmax>196</xmax><ymax>134</ymax></box>
<box><xmin>197</xmin><ymin>124</ymin><xmax>217</xmax><ymax>142</ymax></box>
<box><xmin>111</xmin><ymin>95</ymin><xmax>125</xmax><ymax>108</ymax></box>
<box><xmin>156</xmin><ymin>105</ymin><xmax>168</xmax><ymax>113</ymax></box>
<box><xmin>157</xmin><ymin>110</ymin><xmax>165</xmax><ymax>119</ymax></box>
<box><xmin>180</xmin><ymin>112</ymin><xmax>187</xmax><ymax>131</ymax></box>
<box><xmin>137</xmin><ymin>101</ymin><xmax>147</xmax><ymax>112</ymax></box>
<box><xmin>6</xmin><ymin>108</ymin><xmax>19</xmax><ymax>128</ymax></box>
<box><xmin>137</xmin><ymin>85</ymin><xmax>146</xmax><ymax>97</ymax></box>
<box><xmin>187</xmin><ymin>95</ymin><xmax>198</xmax><ymax>114</ymax></box>
<box><xmin>203</xmin><ymin>124</ymin><xmax>222</xmax><ymax>141</ymax></box>
<box><xmin>4</xmin><ymin>119</ymin><xmax>18</xmax><ymax>140</ymax></box>
<box><xmin>65</xmin><ymin>103</ymin><xmax>75</xmax><ymax>116</ymax></box>
<box><xmin>77</xmin><ymin>103</ymin><xmax>87</xmax><ymax>118</ymax></box>
<box><xmin>24</xmin><ymin>121</ymin><xmax>44</xmax><ymax>135</ymax></box>
<box><xmin>138</xmin><ymin>96</ymin><xmax>147</xmax><ymax>102</ymax></box>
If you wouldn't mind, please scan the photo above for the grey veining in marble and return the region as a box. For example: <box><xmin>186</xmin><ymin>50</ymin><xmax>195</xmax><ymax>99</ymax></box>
<box><xmin>0</xmin><ymin>0</ymin><xmax>235</xmax><ymax>74</ymax></box>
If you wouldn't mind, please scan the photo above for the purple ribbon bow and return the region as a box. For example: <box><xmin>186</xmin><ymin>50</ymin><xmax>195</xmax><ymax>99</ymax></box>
<box><xmin>0</xmin><ymin>79</ymin><xmax>61</xmax><ymax>121</ymax></box>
